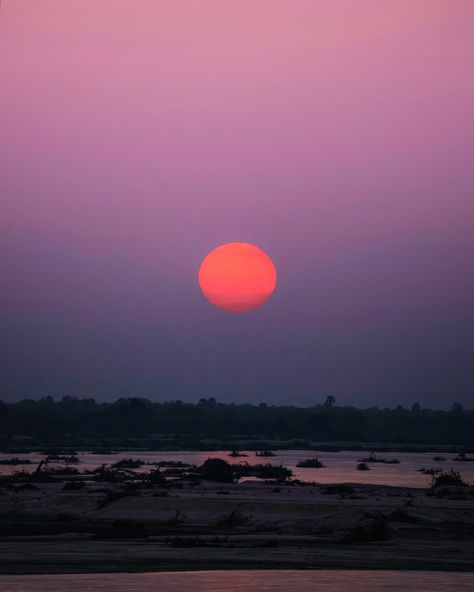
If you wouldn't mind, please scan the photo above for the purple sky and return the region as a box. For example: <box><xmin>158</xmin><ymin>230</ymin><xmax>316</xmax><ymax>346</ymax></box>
<box><xmin>1</xmin><ymin>1</ymin><xmax>474</xmax><ymax>407</ymax></box>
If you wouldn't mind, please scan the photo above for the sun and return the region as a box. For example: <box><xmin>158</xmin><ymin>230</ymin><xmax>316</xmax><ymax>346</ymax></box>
<box><xmin>198</xmin><ymin>242</ymin><xmax>277</xmax><ymax>313</ymax></box>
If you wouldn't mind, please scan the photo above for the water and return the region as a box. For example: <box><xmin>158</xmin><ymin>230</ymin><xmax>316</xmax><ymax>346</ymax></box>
<box><xmin>1</xmin><ymin>570</ymin><xmax>474</xmax><ymax>592</ymax></box>
<box><xmin>1</xmin><ymin>449</ymin><xmax>473</xmax><ymax>487</ymax></box>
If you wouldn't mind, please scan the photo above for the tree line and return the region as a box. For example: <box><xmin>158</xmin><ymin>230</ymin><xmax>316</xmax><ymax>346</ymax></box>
<box><xmin>0</xmin><ymin>396</ymin><xmax>473</xmax><ymax>446</ymax></box>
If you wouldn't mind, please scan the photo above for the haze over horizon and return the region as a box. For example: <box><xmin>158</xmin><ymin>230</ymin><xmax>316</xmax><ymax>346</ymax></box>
<box><xmin>1</xmin><ymin>1</ymin><xmax>473</xmax><ymax>408</ymax></box>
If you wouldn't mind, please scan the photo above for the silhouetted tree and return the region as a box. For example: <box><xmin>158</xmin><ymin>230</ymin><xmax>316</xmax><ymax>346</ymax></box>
<box><xmin>0</xmin><ymin>397</ymin><xmax>473</xmax><ymax>445</ymax></box>
<box><xmin>323</xmin><ymin>395</ymin><xmax>336</xmax><ymax>408</ymax></box>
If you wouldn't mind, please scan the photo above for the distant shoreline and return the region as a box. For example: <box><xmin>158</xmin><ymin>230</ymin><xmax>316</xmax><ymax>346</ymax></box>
<box><xmin>2</xmin><ymin>442</ymin><xmax>474</xmax><ymax>454</ymax></box>
<box><xmin>1</xmin><ymin>398</ymin><xmax>473</xmax><ymax>449</ymax></box>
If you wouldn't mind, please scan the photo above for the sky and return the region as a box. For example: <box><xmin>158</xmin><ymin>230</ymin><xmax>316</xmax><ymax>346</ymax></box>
<box><xmin>1</xmin><ymin>1</ymin><xmax>473</xmax><ymax>408</ymax></box>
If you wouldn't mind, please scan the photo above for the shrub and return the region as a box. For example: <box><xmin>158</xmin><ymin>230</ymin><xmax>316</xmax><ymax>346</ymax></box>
<box><xmin>0</xmin><ymin>458</ymin><xmax>32</xmax><ymax>466</ymax></box>
<box><xmin>296</xmin><ymin>458</ymin><xmax>325</xmax><ymax>468</ymax></box>
<box><xmin>112</xmin><ymin>458</ymin><xmax>144</xmax><ymax>469</ymax></box>
<box><xmin>44</xmin><ymin>466</ymin><xmax>79</xmax><ymax>475</ymax></box>
<box><xmin>147</xmin><ymin>469</ymin><xmax>167</xmax><ymax>485</ymax></box>
<box><xmin>235</xmin><ymin>463</ymin><xmax>292</xmax><ymax>482</ymax></box>
<box><xmin>199</xmin><ymin>459</ymin><xmax>235</xmax><ymax>483</ymax></box>
<box><xmin>431</xmin><ymin>469</ymin><xmax>467</xmax><ymax>488</ymax></box>
<box><xmin>46</xmin><ymin>454</ymin><xmax>79</xmax><ymax>464</ymax></box>
<box><xmin>92</xmin><ymin>466</ymin><xmax>128</xmax><ymax>482</ymax></box>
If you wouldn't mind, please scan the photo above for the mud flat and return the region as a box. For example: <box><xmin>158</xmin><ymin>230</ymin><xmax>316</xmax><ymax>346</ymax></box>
<box><xmin>0</xmin><ymin>478</ymin><xmax>473</xmax><ymax>574</ymax></box>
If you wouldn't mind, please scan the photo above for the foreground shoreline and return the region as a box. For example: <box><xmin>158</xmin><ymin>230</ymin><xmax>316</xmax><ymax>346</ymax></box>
<box><xmin>1</xmin><ymin>478</ymin><xmax>474</xmax><ymax>574</ymax></box>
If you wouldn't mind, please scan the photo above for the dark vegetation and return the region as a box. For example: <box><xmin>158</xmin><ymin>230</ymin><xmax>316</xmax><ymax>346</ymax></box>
<box><xmin>431</xmin><ymin>469</ymin><xmax>468</xmax><ymax>488</ymax></box>
<box><xmin>296</xmin><ymin>458</ymin><xmax>325</xmax><ymax>468</ymax></box>
<box><xmin>1</xmin><ymin>456</ymin><xmax>293</xmax><ymax>488</ymax></box>
<box><xmin>0</xmin><ymin>458</ymin><xmax>32</xmax><ymax>465</ymax></box>
<box><xmin>111</xmin><ymin>458</ymin><xmax>145</xmax><ymax>469</ymax></box>
<box><xmin>197</xmin><ymin>459</ymin><xmax>292</xmax><ymax>483</ymax></box>
<box><xmin>236</xmin><ymin>462</ymin><xmax>292</xmax><ymax>481</ymax></box>
<box><xmin>0</xmin><ymin>397</ymin><xmax>473</xmax><ymax>449</ymax></box>
<box><xmin>453</xmin><ymin>452</ymin><xmax>474</xmax><ymax>462</ymax></box>
<box><xmin>46</xmin><ymin>454</ymin><xmax>79</xmax><ymax>464</ymax></box>
<box><xmin>357</xmin><ymin>451</ymin><xmax>400</xmax><ymax>464</ymax></box>
<box><xmin>199</xmin><ymin>458</ymin><xmax>235</xmax><ymax>483</ymax></box>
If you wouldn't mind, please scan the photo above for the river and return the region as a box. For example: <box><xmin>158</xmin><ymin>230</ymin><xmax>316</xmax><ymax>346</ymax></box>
<box><xmin>1</xmin><ymin>449</ymin><xmax>473</xmax><ymax>487</ymax></box>
<box><xmin>1</xmin><ymin>570</ymin><xmax>474</xmax><ymax>591</ymax></box>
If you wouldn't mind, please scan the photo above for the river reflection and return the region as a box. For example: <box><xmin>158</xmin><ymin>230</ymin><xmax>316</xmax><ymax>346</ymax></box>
<box><xmin>1</xmin><ymin>449</ymin><xmax>473</xmax><ymax>487</ymax></box>
<box><xmin>1</xmin><ymin>570</ymin><xmax>474</xmax><ymax>592</ymax></box>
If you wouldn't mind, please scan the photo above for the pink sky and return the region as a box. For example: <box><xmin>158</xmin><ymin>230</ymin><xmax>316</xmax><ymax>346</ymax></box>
<box><xmin>1</xmin><ymin>1</ymin><xmax>473</xmax><ymax>406</ymax></box>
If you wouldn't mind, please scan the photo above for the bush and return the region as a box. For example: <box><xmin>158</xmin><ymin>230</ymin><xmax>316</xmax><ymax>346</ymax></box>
<box><xmin>44</xmin><ymin>466</ymin><xmax>79</xmax><ymax>475</ymax></box>
<box><xmin>296</xmin><ymin>458</ymin><xmax>325</xmax><ymax>468</ymax></box>
<box><xmin>46</xmin><ymin>454</ymin><xmax>79</xmax><ymax>464</ymax></box>
<box><xmin>92</xmin><ymin>466</ymin><xmax>128</xmax><ymax>482</ymax></box>
<box><xmin>236</xmin><ymin>463</ymin><xmax>292</xmax><ymax>482</ymax></box>
<box><xmin>147</xmin><ymin>469</ymin><xmax>167</xmax><ymax>485</ymax></box>
<box><xmin>0</xmin><ymin>458</ymin><xmax>32</xmax><ymax>466</ymax></box>
<box><xmin>199</xmin><ymin>459</ymin><xmax>235</xmax><ymax>483</ymax></box>
<box><xmin>431</xmin><ymin>469</ymin><xmax>467</xmax><ymax>488</ymax></box>
<box><xmin>112</xmin><ymin>458</ymin><xmax>144</xmax><ymax>469</ymax></box>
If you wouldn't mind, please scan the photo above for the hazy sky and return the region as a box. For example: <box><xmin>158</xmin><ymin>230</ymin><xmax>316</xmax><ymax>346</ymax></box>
<box><xmin>1</xmin><ymin>1</ymin><xmax>473</xmax><ymax>408</ymax></box>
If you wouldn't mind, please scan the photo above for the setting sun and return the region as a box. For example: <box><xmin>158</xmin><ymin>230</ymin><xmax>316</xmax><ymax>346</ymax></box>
<box><xmin>198</xmin><ymin>242</ymin><xmax>277</xmax><ymax>313</ymax></box>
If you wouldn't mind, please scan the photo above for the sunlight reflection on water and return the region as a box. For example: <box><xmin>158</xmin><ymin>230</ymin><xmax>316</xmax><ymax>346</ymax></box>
<box><xmin>1</xmin><ymin>571</ymin><xmax>474</xmax><ymax>592</ymax></box>
<box><xmin>1</xmin><ymin>449</ymin><xmax>473</xmax><ymax>487</ymax></box>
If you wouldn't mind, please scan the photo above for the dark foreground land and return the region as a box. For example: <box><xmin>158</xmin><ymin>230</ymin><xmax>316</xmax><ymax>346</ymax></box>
<box><xmin>1</xmin><ymin>474</ymin><xmax>474</xmax><ymax>574</ymax></box>
<box><xmin>1</xmin><ymin>397</ymin><xmax>474</xmax><ymax>573</ymax></box>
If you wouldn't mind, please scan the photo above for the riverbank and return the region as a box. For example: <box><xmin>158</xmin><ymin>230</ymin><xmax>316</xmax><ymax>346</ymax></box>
<box><xmin>1</xmin><ymin>478</ymin><xmax>473</xmax><ymax>574</ymax></box>
<box><xmin>2</xmin><ymin>437</ymin><xmax>474</xmax><ymax>455</ymax></box>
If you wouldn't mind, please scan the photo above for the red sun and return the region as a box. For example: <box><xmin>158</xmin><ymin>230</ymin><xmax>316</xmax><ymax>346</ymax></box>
<box><xmin>198</xmin><ymin>242</ymin><xmax>277</xmax><ymax>313</ymax></box>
